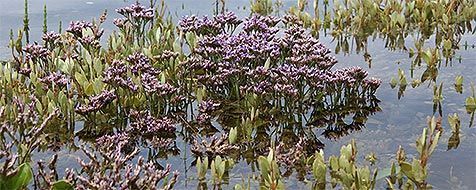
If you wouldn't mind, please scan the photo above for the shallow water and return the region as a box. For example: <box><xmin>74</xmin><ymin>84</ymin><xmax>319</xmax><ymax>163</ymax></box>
<box><xmin>0</xmin><ymin>0</ymin><xmax>475</xmax><ymax>189</ymax></box>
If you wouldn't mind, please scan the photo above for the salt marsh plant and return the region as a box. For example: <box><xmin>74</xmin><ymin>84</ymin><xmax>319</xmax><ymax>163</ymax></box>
<box><xmin>0</xmin><ymin>0</ymin><xmax>470</xmax><ymax>189</ymax></box>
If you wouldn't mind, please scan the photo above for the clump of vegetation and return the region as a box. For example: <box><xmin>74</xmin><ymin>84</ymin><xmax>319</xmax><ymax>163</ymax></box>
<box><xmin>0</xmin><ymin>0</ymin><xmax>473</xmax><ymax>189</ymax></box>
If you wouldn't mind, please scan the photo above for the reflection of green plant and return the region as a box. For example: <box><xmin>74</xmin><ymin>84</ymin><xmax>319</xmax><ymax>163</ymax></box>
<box><xmin>311</xmin><ymin>150</ymin><xmax>326</xmax><ymax>189</ymax></box>
<box><xmin>454</xmin><ymin>75</ymin><xmax>463</xmax><ymax>93</ymax></box>
<box><xmin>390</xmin><ymin>68</ymin><xmax>408</xmax><ymax>99</ymax></box>
<box><xmin>465</xmin><ymin>84</ymin><xmax>476</xmax><ymax>113</ymax></box>
<box><xmin>211</xmin><ymin>156</ymin><xmax>226</xmax><ymax>184</ymax></box>
<box><xmin>466</xmin><ymin>83</ymin><xmax>476</xmax><ymax>127</ymax></box>
<box><xmin>195</xmin><ymin>155</ymin><xmax>235</xmax><ymax>188</ymax></box>
<box><xmin>432</xmin><ymin>82</ymin><xmax>444</xmax><ymax>115</ymax></box>
<box><xmin>447</xmin><ymin>113</ymin><xmax>461</xmax><ymax>150</ymax></box>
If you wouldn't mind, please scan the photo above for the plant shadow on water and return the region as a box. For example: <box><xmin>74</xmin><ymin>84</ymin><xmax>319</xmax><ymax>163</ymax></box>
<box><xmin>0</xmin><ymin>0</ymin><xmax>475</xmax><ymax>189</ymax></box>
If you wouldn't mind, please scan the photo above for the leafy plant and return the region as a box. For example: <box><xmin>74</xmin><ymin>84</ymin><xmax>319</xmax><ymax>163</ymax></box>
<box><xmin>0</xmin><ymin>163</ymin><xmax>33</xmax><ymax>190</ymax></box>
<box><xmin>258</xmin><ymin>148</ymin><xmax>285</xmax><ymax>190</ymax></box>
<box><xmin>387</xmin><ymin>116</ymin><xmax>442</xmax><ymax>189</ymax></box>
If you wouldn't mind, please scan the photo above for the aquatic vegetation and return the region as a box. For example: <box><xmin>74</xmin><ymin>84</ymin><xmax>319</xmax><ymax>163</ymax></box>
<box><xmin>283</xmin><ymin>0</ymin><xmax>476</xmax><ymax>96</ymax></box>
<box><xmin>465</xmin><ymin>84</ymin><xmax>476</xmax><ymax>127</ymax></box>
<box><xmin>1</xmin><ymin>0</ymin><xmax>473</xmax><ymax>189</ymax></box>
<box><xmin>454</xmin><ymin>75</ymin><xmax>463</xmax><ymax>93</ymax></box>
<box><xmin>447</xmin><ymin>113</ymin><xmax>461</xmax><ymax>150</ymax></box>
<box><xmin>386</xmin><ymin>116</ymin><xmax>442</xmax><ymax>189</ymax></box>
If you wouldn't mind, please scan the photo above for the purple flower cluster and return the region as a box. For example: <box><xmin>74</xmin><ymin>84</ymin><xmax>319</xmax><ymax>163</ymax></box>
<box><xmin>140</xmin><ymin>73</ymin><xmax>177</xmax><ymax>95</ymax></box>
<box><xmin>214</xmin><ymin>11</ymin><xmax>242</xmax><ymax>28</ymax></box>
<box><xmin>66</xmin><ymin>20</ymin><xmax>103</xmax><ymax>47</ymax></box>
<box><xmin>66</xmin><ymin>20</ymin><xmax>93</xmax><ymax>38</ymax></box>
<box><xmin>126</xmin><ymin>52</ymin><xmax>159</xmax><ymax>75</ymax></box>
<box><xmin>39</xmin><ymin>72</ymin><xmax>70</xmax><ymax>89</ymax></box>
<box><xmin>179</xmin><ymin>12</ymin><xmax>241</xmax><ymax>35</ymax></box>
<box><xmin>13</xmin><ymin>95</ymin><xmax>39</xmax><ymax>125</ymax></box>
<box><xmin>113</xmin><ymin>18</ymin><xmax>126</xmax><ymax>28</ymax></box>
<box><xmin>129</xmin><ymin>110</ymin><xmax>176</xmax><ymax>136</ymax></box>
<box><xmin>103</xmin><ymin>60</ymin><xmax>138</xmax><ymax>91</ymax></box>
<box><xmin>156</xmin><ymin>50</ymin><xmax>179</xmax><ymax>61</ymax></box>
<box><xmin>75</xmin><ymin>90</ymin><xmax>117</xmax><ymax>115</ymax></box>
<box><xmin>281</xmin><ymin>26</ymin><xmax>338</xmax><ymax>69</ymax></box>
<box><xmin>196</xmin><ymin>100</ymin><xmax>220</xmax><ymax>124</ymax></box>
<box><xmin>116</xmin><ymin>2</ymin><xmax>154</xmax><ymax>20</ymax></box>
<box><xmin>178</xmin><ymin>13</ymin><xmax>381</xmax><ymax>101</ymax></box>
<box><xmin>42</xmin><ymin>31</ymin><xmax>61</xmax><ymax>44</ymax></box>
<box><xmin>23</xmin><ymin>44</ymin><xmax>49</xmax><ymax>62</ymax></box>
<box><xmin>242</xmin><ymin>14</ymin><xmax>279</xmax><ymax>33</ymax></box>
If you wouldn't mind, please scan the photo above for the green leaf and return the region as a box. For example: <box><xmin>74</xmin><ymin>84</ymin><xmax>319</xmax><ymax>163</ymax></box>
<box><xmin>51</xmin><ymin>180</ymin><xmax>74</xmax><ymax>190</ymax></box>
<box><xmin>400</xmin><ymin>162</ymin><xmax>414</xmax><ymax>180</ymax></box>
<box><xmin>74</xmin><ymin>72</ymin><xmax>88</xmax><ymax>87</ymax></box>
<box><xmin>155</xmin><ymin>28</ymin><xmax>162</xmax><ymax>44</ymax></box>
<box><xmin>229</xmin><ymin>127</ymin><xmax>238</xmax><ymax>144</ymax></box>
<box><xmin>312</xmin><ymin>150</ymin><xmax>326</xmax><ymax>182</ymax></box>
<box><xmin>234</xmin><ymin>184</ymin><xmax>243</xmax><ymax>190</ymax></box>
<box><xmin>82</xmin><ymin>49</ymin><xmax>92</xmax><ymax>65</ymax></box>
<box><xmin>428</xmin><ymin>131</ymin><xmax>441</xmax><ymax>155</ymax></box>
<box><xmin>85</xmin><ymin>83</ymin><xmax>95</xmax><ymax>96</ymax></box>
<box><xmin>264</xmin><ymin>57</ymin><xmax>271</xmax><ymax>70</ymax></box>
<box><xmin>258</xmin><ymin>156</ymin><xmax>270</xmax><ymax>180</ymax></box>
<box><xmin>4</xmin><ymin>163</ymin><xmax>33</xmax><ymax>190</ymax></box>
<box><xmin>390</xmin><ymin>77</ymin><xmax>398</xmax><ymax>88</ymax></box>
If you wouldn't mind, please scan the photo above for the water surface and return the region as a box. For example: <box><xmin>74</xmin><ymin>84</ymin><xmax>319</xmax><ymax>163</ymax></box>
<box><xmin>0</xmin><ymin>0</ymin><xmax>475</xmax><ymax>189</ymax></box>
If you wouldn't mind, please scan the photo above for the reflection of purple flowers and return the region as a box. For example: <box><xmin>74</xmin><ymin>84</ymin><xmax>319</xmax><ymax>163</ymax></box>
<box><xmin>75</xmin><ymin>90</ymin><xmax>117</xmax><ymax>115</ymax></box>
<box><xmin>116</xmin><ymin>3</ymin><xmax>154</xmax><ymax>20</ymax></box>
<box><xmin>103</xmin><ymin>60</ymin><xmax>138</xmax><ymax>92</ymax></box>
<box><xmin>129</xmin><ymin>110</ymin><xmax>176</xmax><ymax>136</ymax></box>
<box><xmin>96</xmin><ymin>132</ymin><xmax>132</xmax><ymax>153</ymax></box>
<box><xmin>197</xmin><ymin>100</ymin><xmax>220</xmax><ymax>124</ymax></box>
<box><xmin>13</xmin><ymin>95</ymin><xmax>39</xmax><ymax>125</ymax></box>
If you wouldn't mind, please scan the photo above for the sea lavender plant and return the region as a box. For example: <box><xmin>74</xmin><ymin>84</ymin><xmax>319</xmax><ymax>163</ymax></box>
<box><xmin>102</xmin><ymin>60</ymin><xmax>138</xmax><ymax>92</ymax></box>
<box><xmin>23</xmin><ymin>43</ymin><xmax>49</xmax><ymax>63</ymax></box>
<box><xmin>66</xmin><ymin>20</ymin><xmax>93</xmax><ymax>39</ymax></box>
<box><xmin>38</xmin><ymin>72</ymin><xmax>70</xmax><ymax>89</ymax></box>
<box><xmin>126</xmin><ymin>52</ymin><xmax>160</xmax><ymax>75</ymax></box>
